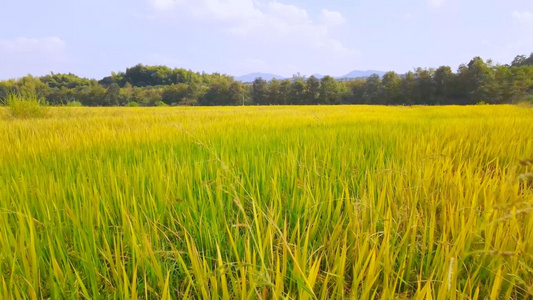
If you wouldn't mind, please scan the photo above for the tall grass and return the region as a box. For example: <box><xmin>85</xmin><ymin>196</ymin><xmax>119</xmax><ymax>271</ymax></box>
<box><xmin>2</xmin><ymin>92</ymin><xmax>48</xmax><ymax>119</ymax></box>
<box><xmin>0</xmin><ymin>106</ymin><xmax>532</xmax><ymax>299</ymax></box>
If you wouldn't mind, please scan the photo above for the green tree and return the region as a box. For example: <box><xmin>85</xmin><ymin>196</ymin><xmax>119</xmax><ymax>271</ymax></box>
<box><xmin>0</xmin><ymin>79</ymin><xmax>17</xmax><ymax>99</ymax></box>
<box><xmin>104</xmin><ymin>83</ymin><xmax>121</xmax><ymax>106</ymax></box>
<box><xmin>251</xmin><ymin>78</ymin><xmax>268</xmax><ymax>105</ymax></box>
<box><xmin>279</xmin><ymin>80</ymin><xmax>292</xmax><ymax>105</ymax></box>
<box><xmin>200</xmin><ymin>76</ymin><xmax>231</xmax><ymax>105</ymax></box>
<box><xmin>414</xmin><ymin>68</ymin><xmax>436</xmax><ymax>104</ymax></box>
<box><xmin>464</xmin><ymin>57</ymin><xmax>494</xmax><ymax>103</ymax></box>
<box><xmin>267</xmin><ymin>79</ymin><xmax>282</xmax><ymax>104</ymax></box>
<box><xmin>400</xmin><ymin>71</ymin><xmax>416</xmax><ymax>105</ymax></box>
<box><xmin>17</xmin><ymin>75</ymin><xmax>49</xmax><ymax>97</ymax></box>
<box><xmin>77</xmin><ymin>84</ymin><xmax>107</xmax><ymax>106</ymax></box>
<box><xmin>381</xmin><ymin>71</ymin><xmax>401</xmax><ymax>105</ymax></box>
<box><xmin>228</xmin><ymin>81</ymin><xmax>245</xmax><ymax>105</ymax></box>
<box><xmin>120</xmin><ymin>82</ymin><xmax>134</xmax><ymax>104</ymax></box>
<box><xmin>139</xmin><ymin>88</ymin><xmax>163</xmax><ymax>106</ymax></box>
<box><xmin>124</xmin><ymin>64</ymin><xmax>174</xmax><ymax>87</ymax></box>
<box><xmin>290</xmin><ymin>80</ymin><xmax>307</xmax><ymax>104</ymax></box>
<box><xmin>346</xmin><ymin>79</ymin><xmax>367</xmax><ymax>104</ymax></box>
<box><xmin>511</xmin><ymin>53</ymin><xmax>533</xmax><ymax>67</ymax></box>
<box><xmin>306</xmin><ymin>76</ymin><xmax>321</xmax><ymax>104</ymax></box>
<box><xmin>508</xmin><ymin>65</ymin><xmax>533</xmax><ymax>102</ymax></box>
<box><xmin>162</xmin><ymin>83</ymin><xmax>190</xmax><ymax>105</ymax></box>
<box><xmin>363</xmin><ymin>74</ymin><xmax>382</xmax><ymax>104</ymax></box>
<box><xmin>433</xmin><ymin>66</ymin><xmax>455</xmax><ymax>104</ymax></box>
<box><xmin>512</xmin><ymin>55</ymin><xmax>527</xmax><ymax>67</ymax></box>
<box><xmin>319</xmin><ymin>76</ymin><xmax>340</xmax><ymax>104</ymax></box>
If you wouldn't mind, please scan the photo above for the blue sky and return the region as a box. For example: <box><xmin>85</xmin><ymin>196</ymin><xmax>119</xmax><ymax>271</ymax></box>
<box><xmin>1</xmin><ymin>0</ymin><xmax>532</xmax><ymax>80</ymax></box>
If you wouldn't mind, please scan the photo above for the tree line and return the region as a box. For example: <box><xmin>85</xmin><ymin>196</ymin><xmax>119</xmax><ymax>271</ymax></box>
<box><xmin>1</xmin><ymin>54</ymin><xmax>532</xmax><ymax>106</ymax></box>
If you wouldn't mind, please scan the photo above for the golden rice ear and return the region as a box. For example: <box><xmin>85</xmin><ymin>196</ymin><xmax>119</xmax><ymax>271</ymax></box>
<box><xmin>519</xmin><ymin>158</ymin><xmax>533</xmax><ymax>166</ymax></box>
<box><xmin>519</xmin><ymin>173</ymin><xmax>533</xmax><ymax>183</ymax></box>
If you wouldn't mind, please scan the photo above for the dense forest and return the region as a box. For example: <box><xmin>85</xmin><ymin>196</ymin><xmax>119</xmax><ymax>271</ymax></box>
<box><xmin>1</xmin><ymin>54</ymin><xmax>532</xmax><ymax>106</ymax></box>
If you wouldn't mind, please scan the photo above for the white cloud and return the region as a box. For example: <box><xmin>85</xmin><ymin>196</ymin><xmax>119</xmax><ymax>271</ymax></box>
<box><xmin>320</xmin><ymin>9</ymin><xmax>345</xmax><ymax>27</ymax></box>
<box><xmin>0</xmin><ymin>37</ymin><xmax>68</xmax><ymax>79</ymax></box>
<box><xmin>427</xmin><ymin>0</ymin><xmax>445</xmax><ymax>8</ymax></box>
<box><xmin>263</xmin><ymin>2</ymin><xmax>310</xmax><ymax>25</ymax></box>
<box><xmin>513</xmin><ymin>11</ymin><xmax>533</xmax><ymax>30</ymax></box>
<box><xmin>147</xmin><ymin>0</ymin><xmax>355</xmax><ymax>57</ymax></box>
<box><xmin>513</xmin><ymin>11</ymin><xmax>533</xmax><ymax>20</ymax></box>
<box><xmin>0</xmin><ymin>37</ymin><xmax>65</xmax><ymax>55</ymax></box>
<box><xmin>150</xmin><ymin>0</ymin><xmax>184</xmax><ymax>10</ymax></box>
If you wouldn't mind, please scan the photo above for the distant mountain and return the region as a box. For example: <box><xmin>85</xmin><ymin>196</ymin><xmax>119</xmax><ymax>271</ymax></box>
<box><xmin>234</xmin><ymin>70</ymin><xmax>387</xmax><ymax>82</ymax></box>
<box><xmin>338</xmin><ymin>70</ymin><xmax>386</xmax><ymax>79</ymax></box>
<box><xmin>235</xmin><ymin>73</ymin><xmax>285</xmax><ymax>83</ymax></box>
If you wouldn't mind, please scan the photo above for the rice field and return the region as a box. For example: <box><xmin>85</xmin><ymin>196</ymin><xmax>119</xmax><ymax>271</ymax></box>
<box><xmin>0</xmin><ymin>105</ymin><xmax>532</xmax><ymax>299</ymax></box>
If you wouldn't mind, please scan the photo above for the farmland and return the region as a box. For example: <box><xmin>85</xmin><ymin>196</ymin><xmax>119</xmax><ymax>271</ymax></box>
<box><xmin>0</xmin><ymin>105</ymin><xmax>532</xmax><ymax>299</ymax></box>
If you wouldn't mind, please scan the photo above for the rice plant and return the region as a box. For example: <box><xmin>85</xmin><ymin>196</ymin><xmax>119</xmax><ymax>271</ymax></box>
<box><xmin>0</xmin><ymin>105</ymin><xmax>531</xmax><ymax>299</ymax></box>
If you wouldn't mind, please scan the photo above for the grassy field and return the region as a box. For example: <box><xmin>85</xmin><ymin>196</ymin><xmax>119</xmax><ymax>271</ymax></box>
<box><xmin>0</xmin><ymin>105</ymin><xmax>532</xmax><ymax>299</ymax></box>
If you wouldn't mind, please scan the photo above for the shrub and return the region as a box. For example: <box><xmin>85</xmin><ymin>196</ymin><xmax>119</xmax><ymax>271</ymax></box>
<box><xmin>66</xmin><ymin>101</ymin><xmax>83</xmax><ymax>107</ymax></box>
<box><xmin>516</xmin><ymin>95</ymin><xmax>533</xmax><ymax>108</ymax></box>
<box><xmin>2</xmin><ymin>92</ymin><xmax>48</xmax><ymax>119</ymax></box>
<box><xmin>155</xmin><ymin>101</ymin><xmax>168</xmax><ymax>107</ymax></box>
<box><xmin>126</xmin><ymin>101</ymin><xmax>139</xmax><ymax>107</ymax></box>
<box><xmin>178</xmin><ymin>98</ymin><xmax>197</xmax><ymax>106</ymax></box>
